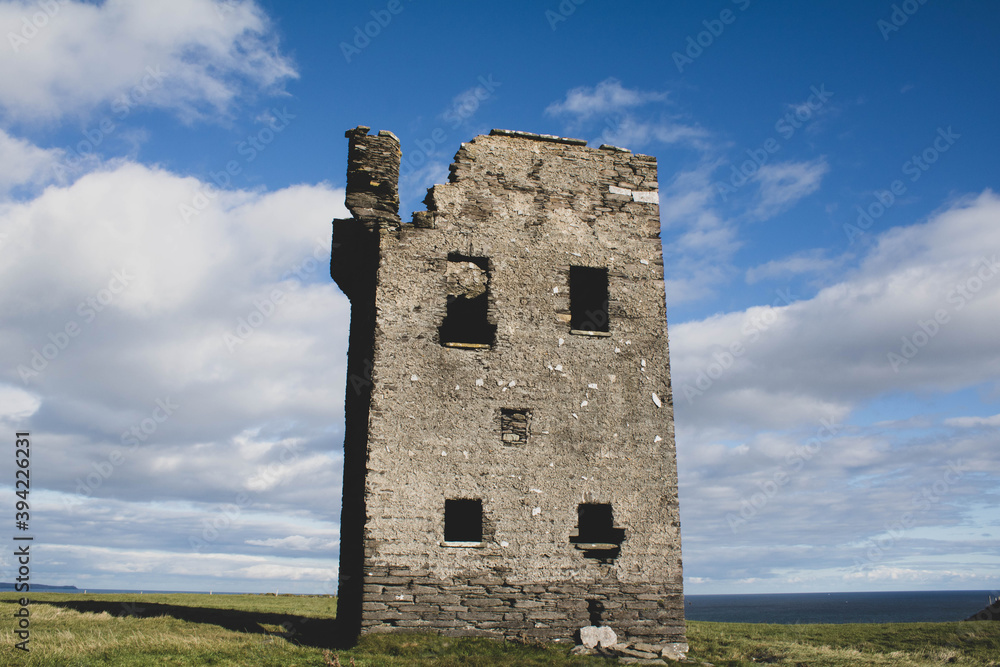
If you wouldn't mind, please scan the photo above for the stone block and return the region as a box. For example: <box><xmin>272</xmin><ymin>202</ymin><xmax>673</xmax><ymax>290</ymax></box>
<box><xmin>660</xmin><ymin>642</ymin><xmax>689</xmax><ymax>661</ymax></box>
<box><xmin>632</xmin><ymin>642</ymin><xmax>664</xmax><ymax>653</ymax></box>
<box><xmin>393</xmin><ymin>620</ymin><xmax>436</xmax><ymax>627</ymax></box>
<box><xmin>617</xmin><ymin>646</ymin><xmax>660</xmax><ymax>659</ymax></box>
<box><xmin>465</xmin><ymin>598</ymin><xmax>505</xmax><ymax>607</ymax></box>
<box><xmin>512</xmin><ymin>599</ymin><xmax>545</xmax><ymax>609</ymax></box>
<box><xmin>423</xmin><ymin>594</ymin><xmax>462</xmax><ymax>604</ymax></box>
<box><xmin>366</xmin><ymin>576</ymin><xmax>409</xmax><ymax>585</ymax></box>
<box><xmin>364</xmin><ymin>611</ymin><xmax>419</xmax><ymax>621</ymax></box>
<box><xmin>457</xmin><ymin>611</ymin><xmax>504</xmax><ymax>621</ymax></box>
<box><xmin>526</xmin><ymin>611</ymin><xmax>566</xmax><ymax>620</ymax></box>
<box><xmin>579</xmin><ymin>625</ymin><xmax>617</xmax><ymax>648</ymax></box>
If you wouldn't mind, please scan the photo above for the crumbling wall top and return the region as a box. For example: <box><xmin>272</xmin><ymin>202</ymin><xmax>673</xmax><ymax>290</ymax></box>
<box><xmin>344</xmin><ymin>125</ymin><xmax>401</xmax><ymax>230</ymax></box>
<box><xmin>489</xmin><ymin>128</ymin><xmax>588</xmax><ymax>146</ymax></box>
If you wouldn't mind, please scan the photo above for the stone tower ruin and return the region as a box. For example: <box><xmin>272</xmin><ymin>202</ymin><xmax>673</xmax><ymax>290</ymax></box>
<box><xmin>331</xmin><ymin>126</ymin><xmax>685</xmax><ymax>647</ymax></box>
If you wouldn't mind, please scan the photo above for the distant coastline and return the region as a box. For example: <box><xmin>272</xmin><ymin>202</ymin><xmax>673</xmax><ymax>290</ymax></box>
<box><xmin>1</xmin><ymin>583</ymin><xmax>78</xmax><ymax>591</ymax></box>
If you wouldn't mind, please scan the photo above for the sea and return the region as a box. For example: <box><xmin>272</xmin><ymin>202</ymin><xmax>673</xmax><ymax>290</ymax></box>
<box><xmin>4</xmin><ymin>585</ymin><xmax>996</xmax><ymax>624</ymax></box>
<box><xmin>683</xmin><ymin>590</ymin><xmax>998</xmax><ymax>624</ymax></box>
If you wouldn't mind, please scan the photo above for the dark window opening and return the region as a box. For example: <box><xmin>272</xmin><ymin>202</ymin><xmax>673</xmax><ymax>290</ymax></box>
<box><xmin>500</xmin><ymin>408</ymin><xmax>531</xmax><ymax>444</ymax></box>
<box><xmin>570</xmin><ymin>503</ymin><xmax>625</xmax><ymax>561</ymax></box>
<box><xmin>440</xmin><ymin>255</ymin><xmax>496</xmax><ymax>348</ymax></box>
<box><xmin>570</xmin><ymin>266</ymin><xmax>609</xmax><ymax>333</ymax></box>
<box><xmin>587</xmin><ymin>599</ymin><xmax>606</xmax><ymax>626</ymax></box>
<box><xmin>444</xmin><ymin>498</ymin><xmax>483</xmax><ymax>542</ymax></box>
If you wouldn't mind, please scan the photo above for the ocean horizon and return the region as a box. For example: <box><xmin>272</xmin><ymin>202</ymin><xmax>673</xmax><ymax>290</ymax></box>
<box><xmin>683</xmin><ymin>590</ymin><xmax>998</xmax><ymax>624</ymax></box>
<box><xmin>4</xmin><ymin>586</ymin><xmax>995</xmax><ymax>624</ymax></box>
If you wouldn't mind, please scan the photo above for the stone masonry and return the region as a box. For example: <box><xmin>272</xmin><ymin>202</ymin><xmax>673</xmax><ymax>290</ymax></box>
<box><xmin>330</xmin><ymin>126</ymin><xmax>686</xmax><ymax>646</ymax></box>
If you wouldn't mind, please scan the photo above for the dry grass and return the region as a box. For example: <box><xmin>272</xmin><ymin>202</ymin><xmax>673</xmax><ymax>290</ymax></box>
<box><xmin>685</xmin><ymin>620</ymin><xmax>1000</xmax><ymax>666</ymax></box>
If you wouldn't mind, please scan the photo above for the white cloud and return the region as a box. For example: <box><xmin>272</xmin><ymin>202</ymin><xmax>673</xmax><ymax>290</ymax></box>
<box><xmin>674</xmin><ymin>190</ymin><xmax>1000</xmax><ymax>430</ymax></box>
<box><xmin>0</xmin><ymin>154</ymin><xmax>350</xmax><ymax>591</ymax></box>
<box><xmin>745</xmin><ymin>248</ymin><xmax>844</xmax><ymax>284</ymax></box>
<box><xmin>0</xmin><ymin>384</ymin><xmax>40</xmax><ymax>422</ymax></box>
<box><xmin>440</xmin><ymin>78</ymin><xmax>499</xmax><ymax>129</ymax></box>
<box><xmin>41</xmin><ymin>543</ymin><xmax>336</xmax><ymax>583</ymax></box>
<box><xmin>546</xmin><ymin>78</ymin><xmax>707</xmax><ymax>151</ymax></box>
<box><xmin>234</xmin><ymin>563</ymin><xmax>337</xmax><ymax>581</ymax></box>
<box><xmin>659</xmin><ymin>164</ymin><xmax>741</xmax><ymax>305</ymax></box>
<box><xmin>545</xmin><ymin>78</ymin><xmax>667</xmax><ymax>120</ymax></box>
<box><xmin>750</xmin><ymin>158</ymin><xmax>828</xmax><ymax>219</ymax></box>
<box><xmin>674</xmin><ymin>191</ymin><xmax>1000</xmax><ymax>592</ymax></box>
<box><xmin>0</xmin><ymin>0</ymin><xmax>297</xmax><ymax>123</ymax></box>
<box><xmin>245</xmin><ymin>535</ymin><xmax>339</xmax><ymax>551</ymax></box>
<box><xmin>944</xmin><ymin>414</ymin><xmax>1000</xmax><ymax>428</ymax></box>
<box><xmin>679</xmin><ymin>421</ymin><xmax>1000</xmax><ymax>593</ymax></box>
<box><xmin>0</xmin><ymin>165</ymin><xmax>344</xmax><ymax>322</ymax></box>
<box><xmin>842</xmin><ymin>566</ymin><xmax>985</xmax><ymax>584</ymax></box>
<box><xmin>0</xmin><ymin>128</ymin><xmax>63</xmax><ymax>193</ymax></box>
<box><xmin>597</xmin><ymin>115</ymin><xmax>708</xmax><ymax>151</ymax></box>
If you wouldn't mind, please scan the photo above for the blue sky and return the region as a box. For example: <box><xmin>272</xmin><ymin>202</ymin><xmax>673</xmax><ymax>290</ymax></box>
<box><xmin>0</xmin><ymin>0</ymin><xmax>997</xmax><ymax>597</ymax></box>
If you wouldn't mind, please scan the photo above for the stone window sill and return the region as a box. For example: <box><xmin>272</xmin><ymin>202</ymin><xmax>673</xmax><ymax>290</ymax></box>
<box><xmin>443</xmin><ymin>342</ymin><xmax>492</xmax><ymax>349</ymax></box>
<box><xmin>570</xmin><ymin>329</ymin><xmax>612</xmax><ymax>337</ymax></box>
<box><xmin>440</xmin><ymin>541</ymin><xmax>487</xmax><ymax>548</ymax></box>
<box><xmin>572</xmin><ymin>542</ymin><xmax>620</xmax><ymax>551</ymax></box>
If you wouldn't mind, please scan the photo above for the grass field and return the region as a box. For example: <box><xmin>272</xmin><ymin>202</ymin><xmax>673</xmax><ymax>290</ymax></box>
<box><xmin>1</xmin><ymin>592</ymin><xmax>998</xmax><ymax>666</ymax></box>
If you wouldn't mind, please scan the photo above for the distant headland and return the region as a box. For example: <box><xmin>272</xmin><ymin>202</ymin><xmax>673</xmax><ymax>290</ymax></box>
<box><xmin>1</xmin><ymin>583</ymin><xmax>78</xmax><ymax>591</ymax></box>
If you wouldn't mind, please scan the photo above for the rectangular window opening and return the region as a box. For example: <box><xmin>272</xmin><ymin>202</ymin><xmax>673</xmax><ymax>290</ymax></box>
<box><xmin>569</xmin><ymin>266</ymin><xmax>610</xmax><ymax>335</ymax></box>
<box><xmin>440</xmin><ymin>254</ymin><xmax>496</xmax><ymax>348</ymax></box>
<box><xmin>587</xmin><ymin>599</ymin><xmax>606</xmax><ymax>626</ymax></box>
<box><xmin>570</xmin><ymin>503</ymin><xmax>624</xmax><ymax>562</ymax></box>
<box><xmin>444</xmin><ymin>498</ymin><xmax>483</xmax><ymax>543</ymax></box>
<box><xmin>500</xmin><ymin>408</ymin><xmax>531</xmax><ymax>445</ymax></box>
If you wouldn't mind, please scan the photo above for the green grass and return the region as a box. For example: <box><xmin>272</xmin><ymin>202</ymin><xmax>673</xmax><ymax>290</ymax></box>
<box><xmin>1</xmin><ymin>593</ymin><xmax>998</xmax><ymax>666</ymax></box>
<box><xmin>686</xmin><ymin>620</ymin><xmax>1000</xmax><ymax>666</ymax></box>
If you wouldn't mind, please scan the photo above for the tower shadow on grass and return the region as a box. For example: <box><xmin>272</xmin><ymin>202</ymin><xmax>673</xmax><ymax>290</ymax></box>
<box><xmin>35</xmin><ymin>599</ymin><xmax>356</xmax><ymax>650</ymax></box>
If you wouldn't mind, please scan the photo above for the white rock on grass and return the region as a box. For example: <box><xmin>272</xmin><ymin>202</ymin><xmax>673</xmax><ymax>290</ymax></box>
<box><xmin>660</xmin><ymin>642</ymin><xmax>690</xmax><ymax>660</ymax></box>
<box><xmin>578</xmin><ymin>625</ymin><xmax>617</xmax><ymax>648</ymax></box>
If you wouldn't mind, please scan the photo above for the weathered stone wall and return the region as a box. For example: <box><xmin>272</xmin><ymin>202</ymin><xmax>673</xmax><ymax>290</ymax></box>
<box><xmin>332</xmin><ymin>127</ymin><xmax>685</xmax><ymax>644</ymax></box>
<box><xmin>361</xmin><ymin>565</ymin><xmax>683</xmax><ymax>641</ymax></box>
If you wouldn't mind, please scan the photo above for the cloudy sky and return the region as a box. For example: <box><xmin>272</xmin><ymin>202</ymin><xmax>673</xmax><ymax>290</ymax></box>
<box><xmin>0</xmin><ymin>0</ymin><xmax>997</xmax><ymax>596</ymax></box>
